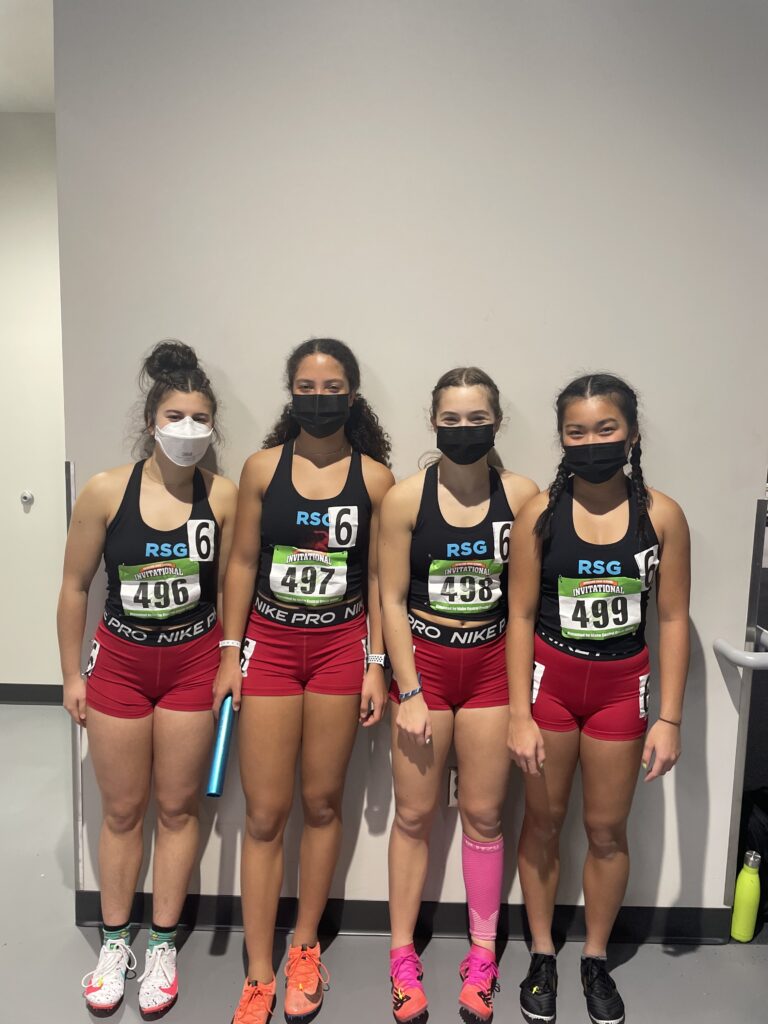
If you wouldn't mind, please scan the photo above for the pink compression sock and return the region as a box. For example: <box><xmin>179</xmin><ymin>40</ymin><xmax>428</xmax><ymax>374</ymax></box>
<box><xmin>461</xmin><ymin>833</ymin><xmax>504</xmax><ymax>941</ymax></box>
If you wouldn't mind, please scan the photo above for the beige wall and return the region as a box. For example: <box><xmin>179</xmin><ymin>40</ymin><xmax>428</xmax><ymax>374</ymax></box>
<box><xmin>56</xmin><ymin>1</ymin><xmax>768</xmax><ymax>908</ymax></box>
<box><xmin>0</xmin><ymin>112</ymin><xmax>65</xmax><ymax>683</ymax></box>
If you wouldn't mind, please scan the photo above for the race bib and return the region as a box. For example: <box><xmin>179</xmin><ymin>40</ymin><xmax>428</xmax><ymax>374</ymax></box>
<box><xmin>187</xmin><ymin>518</ymin><xmax>216</xmax><ymax>562</ymax></box>
<box><xmin>558</xmin><ymin>576</ymin><xmax>642</xmax><ymax>640</ymax></box>
<box><xmin>269</xmin><ymin>545</ymin><xmax>349</xmax><ymax>606</ymax></box>
<box><xmin>119</xmin><ymin>558</ymin><xmax>201</xmax><ymax>619</ymax></box>
<box><xmin>428</xmin><ymin>558</ymin><xmax>504</xmax><ymax>615</ymax></box>
<box><xmin>327</xmin><ymin>505</ymin><xmax>359</xmax><ymax>548</ymax></box>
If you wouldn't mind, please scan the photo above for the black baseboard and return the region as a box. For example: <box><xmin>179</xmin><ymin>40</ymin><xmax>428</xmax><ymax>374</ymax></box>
<box><xmin>75</xmin><ymin>892</ymin><xmax>730</xmax><ymax>945</ymax></box>
<box><xmin>0</xmin><ymin>683</ymin><xmax>63</xmax><ymax>705</ymax></box>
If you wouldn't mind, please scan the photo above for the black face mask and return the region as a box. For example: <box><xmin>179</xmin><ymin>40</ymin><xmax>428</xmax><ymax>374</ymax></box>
<box><xmin>291</xmin><ymin>393</ymin><xmax>351</xmax><ymax>439</ymax></box>
<box><xmin>562</xmin><ymin>440</ymin><xmax>628</xmax><ymax>483</ymax></box>
<box><xmin>436</xmin><ymin>424</ymin><xmax>496</xmax><ymax>465</ymax></box>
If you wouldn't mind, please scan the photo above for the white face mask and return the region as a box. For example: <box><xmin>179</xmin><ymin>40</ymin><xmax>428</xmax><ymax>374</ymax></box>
<box><xmin>154</xmin><ymin>417</ymin><xmax>213</xmax><ymax>467</ymax></box>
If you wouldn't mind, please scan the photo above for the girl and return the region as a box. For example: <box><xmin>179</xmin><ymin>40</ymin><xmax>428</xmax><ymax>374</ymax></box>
<box><xmin>59</xmin><ymin>341</ymin><xmax>237</xmax><ymax>1019</ymax></box>
<box><xmin>508</xmin><ymin>373</ymin><xmax>690</xmax><ymax>1024</ymax></box>
<box><xmin>379</xmin><ymin>367</ymin><xmax>538</xmax><ymax>1024</ymax></box>
<box><xmin>216</xmin><ymin>338</ymin><xmax>394</xmax><ymax>1024</ymax></box>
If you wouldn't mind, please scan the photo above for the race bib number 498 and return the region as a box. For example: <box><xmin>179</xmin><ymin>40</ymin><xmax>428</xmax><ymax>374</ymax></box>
<box><xmin>558</xmin><ymin>576</ymin><xmax>642</xmax><ymax>640</ymax></box>
<box><xmin>269</xmin><ymin>545</ymin><xmax>349</xmax><ymax>606</ymax></box>
<box><xmin>119</xmin><ymin>558</ymin><xmax>201</xmax><ymax>619</ymax></box>
<box><xmin>428</xmin><ymin>558</ymin><xmax>503</xmax><ymax>615</ymax></box>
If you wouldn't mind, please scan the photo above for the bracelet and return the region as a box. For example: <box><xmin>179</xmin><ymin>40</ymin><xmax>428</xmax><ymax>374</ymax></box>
<box><xmin>219</xmin><ymin>640</ymin><xmax>242</xmax><ymax>650</ymax></box>
<box><xmin>366</xmin><ymin>653</ymin><xmax>387</xmax><ymax>667</ymax></box>
<box><xmin>399</xmin><ymin>685</ymin><xmax>422</xmax><ymax>702</ymax></box>
<box><xmin>659</xmin><ymin>716</ymin><xmax>681</xmax><ymax>727</ymax></box>
<box><xmin>399</xmin><ymin>675</ymin><xmax>423</xmax><ymax>702</ymax></box>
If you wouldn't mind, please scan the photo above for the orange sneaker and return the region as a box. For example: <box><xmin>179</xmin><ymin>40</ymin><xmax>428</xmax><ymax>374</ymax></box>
<box><xmin>283</xmin><ymin>943</ymin><xmax>329</xmax><ymax>1022</ymax></box>
<box><xmin>232</xmin><ymin>977</ymin><xmax>277</xmax><ymax>1024</ymax></box>
<box><xmin>458</xmin><ymin>947</ymin><xmax>499</xmax><ymax>1023</ymax></box>
<box><xmin>390</xmin><ymin>947</ymin><xmax>428</xmax><ymax>1023</ymax></box>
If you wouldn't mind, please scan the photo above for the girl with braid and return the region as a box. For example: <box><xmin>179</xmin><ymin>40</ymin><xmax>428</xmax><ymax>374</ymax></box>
<box><xmin>507</xmin><ymin>374</ymin><xmax>690</xmax><ymax>1024</ymax></box>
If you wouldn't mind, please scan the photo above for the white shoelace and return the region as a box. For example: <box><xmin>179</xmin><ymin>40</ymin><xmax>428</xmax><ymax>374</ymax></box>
<box><xmin>81</xmin><ymin>940</ymin><xmax>137</xmax><ymax>988</ymax></box>
<box><xmin>138</xmin><ymin>943</ymin><xmax>175</xmax><ymax>988</ymax></box>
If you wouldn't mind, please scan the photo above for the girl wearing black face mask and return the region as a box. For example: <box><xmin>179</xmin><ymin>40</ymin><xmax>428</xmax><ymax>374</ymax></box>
<box><xmin>508</xmin><ymin>374</ymin><xmax>690</xmax><ymax>1024</ymax></box>
<box><xmin>215</xmin><ymin>338</ymin><xmax>394</xmax><ymax>1024</ymax></box>
<box><xmin>379</xmin><ymin>368</ymin><xmax>538</xmax><ymax>1024</ymax></box>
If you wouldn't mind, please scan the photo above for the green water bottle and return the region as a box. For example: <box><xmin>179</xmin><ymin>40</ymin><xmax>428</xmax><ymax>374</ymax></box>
<box><xmin>731</xmin><ymin>851</ymin><xmax>762</xmax><ymax>942</ymax></box>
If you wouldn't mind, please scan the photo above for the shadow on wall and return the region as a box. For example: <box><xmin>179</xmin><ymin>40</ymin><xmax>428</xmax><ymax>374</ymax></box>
<box><xmin>609</xmin><ymin>615</ymin><xmax>709</xmax><ymax>969</ymax></box>
<box><xmin>667</xmin><ymin>620</ymin><xmax>708</xmax><ymax>952</ymax></box>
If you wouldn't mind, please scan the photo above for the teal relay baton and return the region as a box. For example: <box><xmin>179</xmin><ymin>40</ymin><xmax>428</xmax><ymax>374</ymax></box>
<box><xmin>207</xmin><ymin>695</ymin><xmax>234</xmax><ymax>797</ymax></box>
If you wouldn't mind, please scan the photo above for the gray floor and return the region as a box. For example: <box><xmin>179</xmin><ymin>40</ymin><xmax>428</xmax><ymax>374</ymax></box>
<box><xmin>2</xmin><ymin>705</ymin><xmax>766</xmax><ymax>1024</ymax></box>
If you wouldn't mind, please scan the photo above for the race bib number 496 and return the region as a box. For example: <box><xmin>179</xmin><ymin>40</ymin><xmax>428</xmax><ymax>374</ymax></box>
<box><xmin>428</xmin><ymin>558</ymin><xmax>503</xmax><ymax>615</ymax></box>
<box><xmin>269</xmin><ymin>545</ymin><xmax>349</xmax><ymax>606</ymax></box>
<box><xmin>119</xmin><ymin>558</ymin><xmax>201</xmax><ymax>619</ymax></box>
<box><xmin>558</xmin><ymin>576</ymin><xmax>642</xmax><ymax>640</ymax></box>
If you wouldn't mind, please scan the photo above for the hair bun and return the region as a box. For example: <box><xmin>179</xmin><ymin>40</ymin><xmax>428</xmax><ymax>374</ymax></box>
<box><xmin>143</xmin><ymin>340</ymin><xmax>199</xmax><ymax>381</ymax></box>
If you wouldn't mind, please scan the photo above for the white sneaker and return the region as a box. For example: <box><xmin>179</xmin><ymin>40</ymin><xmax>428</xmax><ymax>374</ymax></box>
<box><xmin>81</xmin><ymin>938</ymin><xmax>136</xmax><ymax>1015</ymax></box>
<box><xmin>138</xmin><ymin>942</ymin><xmax>178</xmax><ymax>1019</ymax></box>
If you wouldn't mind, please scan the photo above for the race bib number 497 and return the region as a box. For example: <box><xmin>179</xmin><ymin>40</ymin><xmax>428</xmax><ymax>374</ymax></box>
<box><xmin>119</xmin><ymin>558</ymin><xmax>201</xmax><ymax>619</ymax></box>
<box><xmin>558</xmin><ymin>576</ymin><xmax>642</xmax><ymax>640</ymax></box>
<box><xmin>269</xmin><ymin>545</ymin><xmax>349</xmax><ymax>606</ymax></box>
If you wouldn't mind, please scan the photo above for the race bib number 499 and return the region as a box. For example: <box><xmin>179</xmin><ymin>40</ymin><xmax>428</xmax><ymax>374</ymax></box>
<box><xmin>428</xmin><ymin>558</ymin><xmax>503</xmax><ymax>615</ymax></box>
<box><xmin>269</xmin><ymin>545</ymin><xmax>349</xmax><ymax>606</ymax></box>
<box><xmin>558</xmin><ymin>576</ymin><xmax>642</xmax><ymax>640</ymax></box>
<box><xmin>119</xmin><ymin>558</ymin><xmax>201</xmax><ymax>619</ymax></box>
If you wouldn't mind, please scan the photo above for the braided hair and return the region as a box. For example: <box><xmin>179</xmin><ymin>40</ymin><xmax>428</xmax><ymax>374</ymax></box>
<box><xmin>138</xmin><ymin>340</ymin><xmax>220</xmax><ymax>456</ymax></box>
<box><xmin>534</xmin><ymin>373</ymin><xmax>652</xmax><ymax>543</ymax></box>
<box><xmin>628</xmin><ymin>437</ymin><xmax>652</xmax><ymax>543</ymax></box>
<box><xmin>263</xmin><ymin>338</ymin><xmax>392</xmax><ymax>467</ymax></box>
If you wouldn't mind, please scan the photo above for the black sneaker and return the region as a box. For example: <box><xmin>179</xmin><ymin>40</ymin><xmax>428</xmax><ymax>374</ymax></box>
<box><xmin>580</xmin><ymin>957</ymin><xmax>625</xmax><ymax>1024</ymax></box>
<box><xmin>519</xmin><ymin>953</ymin><xmax>557</xmax><ymax>1023</ymax></box>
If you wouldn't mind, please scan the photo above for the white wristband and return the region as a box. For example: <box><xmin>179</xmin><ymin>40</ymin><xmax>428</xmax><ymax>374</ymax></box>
<box><xmin>219</xmin><ymin>640</ymin><xmax>242</xmax><ymax>650</ymax></box>
<box><xmin>366</xmin><ymin>653</ymin><xmax>386</xmax><ymax>667</ymax></box>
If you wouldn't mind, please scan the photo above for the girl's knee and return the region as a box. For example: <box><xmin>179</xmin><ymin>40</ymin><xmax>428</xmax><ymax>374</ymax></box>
<box><xmin>459</xmin><ymin>801</ymin><xmax>502</xmax><ymax>841</ymax></box>
<box><xmin>394</xmin><ymin>803</ymin><xmax>435</xmax><ymax>841</ymax></box>
<box><xmin>583</xmin><ymin>816</ymin><xmax>628</xmax><ymax>860</ymax></box>
<box><xmin>245</xmin><ymin>803</ymin><xmax>290</xmax><ymax>843</ymax></box>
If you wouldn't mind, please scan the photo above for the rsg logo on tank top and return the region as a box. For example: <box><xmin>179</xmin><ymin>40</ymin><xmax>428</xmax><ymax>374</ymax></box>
<box><xmin>143</xmin><ymin>520</ymin><xmax>216</xmax><ymax>560</ymax></box>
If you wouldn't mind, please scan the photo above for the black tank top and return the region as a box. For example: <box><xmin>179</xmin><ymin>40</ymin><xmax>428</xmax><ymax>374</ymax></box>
<box><xmin>537</xmin><ymin>477</ymin><xmax>660</xmax><ymax>659</ymax></box>
<box><xmin>256</xmin><ymin>441</ymin><xmax>372</xmax><ymax>608</ymax></box>
<box><xmin>103</xmin><ymin>461</ymin><xmax>220</xmax><ymax>641</ymax></box>
<box><xmin>408</xmin><ymin>463</ymin><xmax>514</xmax><ymax>621</ymax></box>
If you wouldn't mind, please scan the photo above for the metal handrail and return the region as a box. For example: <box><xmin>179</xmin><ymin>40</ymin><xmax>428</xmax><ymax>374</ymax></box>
<box><xmin>713</xmin><ymin>639</ymin><xmax>768</xmax><ymax>670</ymax></box>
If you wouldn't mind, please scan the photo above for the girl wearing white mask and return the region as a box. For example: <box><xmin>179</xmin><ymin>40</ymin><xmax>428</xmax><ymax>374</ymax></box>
<box><xmin>58</xmin><ymin>340</ymin><xmax>237</xmax><ymax>1020</ymax></box>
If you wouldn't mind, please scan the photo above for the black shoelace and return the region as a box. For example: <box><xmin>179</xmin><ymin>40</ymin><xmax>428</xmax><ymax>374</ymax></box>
<box><xmin>582</xmin><ymin>958</ymin><xmax>617</xmax><ymax>999</ymax></box>
<box><xmin>524</xmin><ymin>954</ymin><xmax>556</xmax><ymax>994</ymax></box>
